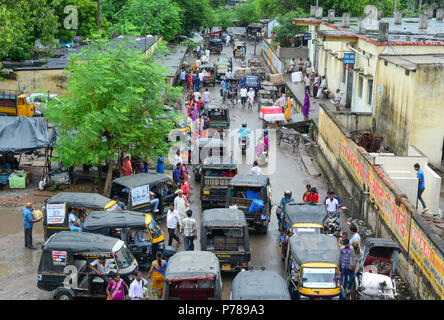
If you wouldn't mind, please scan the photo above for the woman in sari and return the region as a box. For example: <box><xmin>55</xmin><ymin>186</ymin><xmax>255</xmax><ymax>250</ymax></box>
<box><xmin>303</xmin><ymin>92</ymin><xmax>310</xmax><ymax>118</ymax></box>
<box><xmin>148</xmin><ymin>252</ymin><xmax>167</xmax><ymax>299</ymax></box>
<box><xmin>106</xmin><ymin>273</ymin><xmax>129</xmax><ymax>300</ymax></box>
<box><xmin>185</xmin><ymin>71</ymin><xmax>192</xmax><ymax>89</ymax></box>
<box><xmin>284</xmin><ymin>96</ymin><xmax>292</xmax><ymax>121</ymax></box>
<box><xmin>180</xmin><ymin>162</ymin><xmax>189</xmax><ymax>183</ymax></box>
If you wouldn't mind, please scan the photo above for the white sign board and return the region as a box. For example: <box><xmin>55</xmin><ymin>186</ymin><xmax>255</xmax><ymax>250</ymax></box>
<box><xmin>46</xmin><ymin>203</ymin><xmax>66</xmax><ymax>224</ymax></box>
<box><xmin>131</xmin><ymin>185</ymin><xmax>150</xmax><ymax>207</ymax></box>
<box><xmin>292</xmin><ymin>71</ymin><xmax>303</xmax><ymax>82</ymax></box>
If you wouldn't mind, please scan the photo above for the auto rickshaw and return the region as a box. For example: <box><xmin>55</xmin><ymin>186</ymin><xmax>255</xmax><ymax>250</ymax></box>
<box><xmin>239</xmin><ymin>74</ymin><xmax>261</xmax><ymax>96</ymax></box>
<box><xmin>285</xmin><ymin>233</ymin><xmax>341</xmax><ymax>300</ymax></box>
<box><xmin>163</xmin><ymin>251</ymin><xmax>223</xmax><ymax>300</ymax></box>
<box><xmin>200</xmin><ymin>158</ymin><xmax>238</xmax><ymax>208</ymax></box>
<box><xmin>192</xmin><ymin>137</ymin><xmax>225</xmax><ymax>183</ymax></box>
<box><xmin>201</xmin><ymin>208</ymin><xmax>250</xmax><ymax>272</ymax></box>
<box><xmin>37</xmin><ymin>231</ymin><xmax>138</xmax><ymax>300</ymax></box>
<box><xmin>231</xmin><ymin>270</ymin><xmax>291</xmax><ymax>300</ymax></box>
<box><xmin>351</xmin><ymin>238</ymin><xmax>401</xmax><ymax>300</ymax></box>
<box><xmin>160</xmin><ymin>111</ymin><xmax>191</xmax><ymax>134</ymax></box>
<box><xmin>246</xmin><ymin>23</ymin><xmax>262</xmax><ymax>41</ymax></box>
<box><xmin>200</xmin><ymin>64</ymin><xmax>216</xmax><ymax>87</ymax></box>
<box><xmin>43</xmin><ymin>192</ymin><xmax>119</xmax><ymax>240</ymax></box>
<box><xmin>233</xmin><ymin>41</ymin><xmax>246</xmax><ymax>60</ymax></box>
<box><xmin>82</xmin><ymin>210</ymin><xmax>176</xmax><ymax>270</ymax></box>
<box><xmin>208</xmin><ymin>38</ymin><xmax>223</xmax><ymax>54</ymax></box>
<box><xmin>279</xmin><ymin>202</ymin><xmax>329</xmax><ymax>259</ymax></box>
<box><xmin>225</xmin><ymin>174</ymin><xmax>272</xmax><ymax>233</ymax></box>
<box><xmin>215</xmin><ymin>60</ymin><xmax>229</xmax><ymax>82</ymax></box>
<box><xmin>109</xmin><ymin>173</ymin><xmax>179</xmax><ymax>222</ymax></box>
<box><xmin>204</xmin><ymin>103</ymin><xmax>230</xmax><ymax>131</ymax></box>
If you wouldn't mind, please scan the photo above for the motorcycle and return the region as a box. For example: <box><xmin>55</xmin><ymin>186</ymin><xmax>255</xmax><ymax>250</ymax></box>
<box><xmin>326</xmin><ymin>211</ymin><xmax>340</xmax><ymax>234</ymax></box>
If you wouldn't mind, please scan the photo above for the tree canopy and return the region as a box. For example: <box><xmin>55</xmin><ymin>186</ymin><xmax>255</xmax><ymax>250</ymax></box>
<box><xmin>45</xmin><ymin>38</ymin><xmax>181</xmax><ymax>190</ymax></box>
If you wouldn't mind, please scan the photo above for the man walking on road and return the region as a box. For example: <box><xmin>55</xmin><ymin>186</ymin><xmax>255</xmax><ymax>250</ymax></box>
<box><xmin>304</xmin><ymin>74</ymin><xmax>311</xmax><ymax>95</ymax></box>
<box><xmin>414</xmin><ymin>163</ymin><xmax>428</xmax><ymax>213</ymax></box>
<box><xmin>180</xmin><ymin>210</ymin><xmax>197</xmax><ymax>251</ymax></box>
<box><xmin>240</xmin><ymin>86</ymin><xmax>248</xmax><ymax>106</ymax></box>
<box><xmin>349</xmin><ymin>224</ymin><xmax>361</xmax><ymax>248</ymax></box>
<box><xmin>250</xmin><ymin>161</ymin><xmax>262</xmax><ymax>175</ymax></box>
<box><xmin>23</xmin><ymin>202</ymin><xmax>41</xmax><ymax>249</ymax></box>
<box><xmin>203</xmin><ymin>88</ymin><xmax>211</xmax><ymax>106</ymax></box>
<box><xmin>174</xmin><ymin>189</ymin><xmax>189</xmax><ymax>222</ymax></box>
<box><xmin>167</xmin><ymin>203</ymin><xmax>182</xmax><ymax>246</ymax></box>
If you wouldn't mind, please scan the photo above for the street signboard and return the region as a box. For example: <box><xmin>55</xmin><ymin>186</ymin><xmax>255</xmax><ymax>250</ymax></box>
<box><xmin>344</xmin><ymin>52</ymin><xmax>356</xmax><ymax>65</ymax></box>
<box><xmin>303</xmin><ymin>32</ymin><xmax>312</xmax><ymax>40</ymax></box>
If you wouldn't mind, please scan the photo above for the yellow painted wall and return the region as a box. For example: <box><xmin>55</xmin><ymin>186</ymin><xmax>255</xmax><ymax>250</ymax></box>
<box><xmin>374</xmin><ymin>59</ymin><xmax>444</xmax><ymax>166</ymax></box>
<box><xmin>2</xmin><ymin>69</ymin><xmax>68</xmax><ymax>95</ymax></box>
<box><xmin>409</xmin><ymin>65</ymin><xmax>444</xmax><ymax>165</ymax></box>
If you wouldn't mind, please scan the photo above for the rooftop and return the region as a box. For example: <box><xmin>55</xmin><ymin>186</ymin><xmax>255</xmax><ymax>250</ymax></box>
<box><xmin>379</xmin><ymin>54</ymin><xmax>444</xmax><ymax>70</ymax></box>
<box><xmin>154</xmin><ymin>45</ymin><xmax>187</xmax><ymax>77</ymax></box>
<box><xmin>293</xmin><ymin>17</ymin><xmax>444</xmax><ymax>45</ymax></box>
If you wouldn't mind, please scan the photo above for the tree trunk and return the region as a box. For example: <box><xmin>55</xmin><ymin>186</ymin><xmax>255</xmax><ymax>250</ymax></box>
<box><xmin>103</xmin><ymin>159</ymin><xmax>114</xmax><ymax>196</ymax></box>
<box><xmin>418</xmin><ymin>0</ymin><xmax>423</xmax><ymax>13</ymax></box>
<box><xmin>97</xmin><ymin>0</ymin><xmax>102</xmax><ymax>31</ymax></box>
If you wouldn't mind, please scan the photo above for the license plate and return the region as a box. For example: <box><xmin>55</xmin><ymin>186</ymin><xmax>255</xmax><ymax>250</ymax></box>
<box><xmin>222</xmin><ymin>264</ymin><xmax>231</xmax><ymax>270</ymax></box>
<box><xmin>203</xmin><ymin>190</ymin><xmax>210</xmax><ymax>195</ymax></box>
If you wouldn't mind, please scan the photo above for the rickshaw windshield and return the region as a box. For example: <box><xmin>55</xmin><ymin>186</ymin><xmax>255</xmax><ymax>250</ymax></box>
<box><xmin>245</xmin><ymin>77</ymin><xmax>258</xmax><ymax>86</ymax></box>
<box><xmin>114</xmin><ymin>245</ymin><xmax>133</xmax><ymax>269</ymax></box>
<box><xmin>301</xmin><ymin>267</ymin><xmax>338</xmax><ymax>289</ymax></box>
<box><xmin>106</xmin><ymin>203</ymin><xmax>119</xmax><ymax>211</ymax></box>
<box><xmin>148</xmin><ymin>220</ymin><xmax>162</xmax><ymax>239</ymax></box>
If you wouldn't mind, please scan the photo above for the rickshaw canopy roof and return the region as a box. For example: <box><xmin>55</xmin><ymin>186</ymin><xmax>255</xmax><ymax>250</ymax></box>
<box><xmin>205</xmin><ymin>103</ymin><xmax>228</xmax><ymax>110</ymax></box>
<box><xmin>46</xmin><ymin>192</ymin><xmax>114</xmax><ymax>209</ymax></box>
<box><xmin>289</xmin><ymin>233</ymin><xmax>340</xmax><ymax>266</ymax></box>
<box><xmin>165</xmin><ymin>251</ymin><xmax>220</xmax><ymax>280</ymax></box>
<box><xmin>42</xmin><ymin>231</ymin><xmax>120</xmax><ymax>254</ymax></box>
<box><xmin>82</xmin><ymin>210</ymin><xmax>148</xmax><ymax>234</ymax></box>
<box><xmin>231</xmin><ymin>270</ymin><xmax>291</xmax><ymax>300</ymax></box>
<box><xmin>202</xmin><ymin>157</ymin><xmax>237</xmax><ymax>169</ymax></box>
<box><xmin>283</xmin><ymin>202</ymin><xmax>328</xmax><ymax>226</ymax></box>
<box><xmin>112</xmin><ymin>173</ymin><xmax>170</xmax><ymax>188</ymax></box>
<box><xmin>200</xmin><ymin>64</ymin><xmax>215</xmax><ymax>70</ymax></box>
<box><xmin>209</xmin><ymin>38</ymin><xmax>222</xmax><ymax>43</ymax></box>
<box><xmin>364</xmin><ymin>237</ymin><xmax>401</xmax><ymax>251</ymax></box>
<box><xmin>202</xmin><ymin>208</ymin><xmax>247</xmax><ymax>228</ymax></box>
<box><xmin>228</xmin><ymin>174</ymin><xmax>269</xmax><ymax>187</ymax></box>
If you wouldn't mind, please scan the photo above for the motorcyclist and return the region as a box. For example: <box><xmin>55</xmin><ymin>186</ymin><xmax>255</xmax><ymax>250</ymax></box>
<box><xmin>238</xmin><ymin>123</ymin><xmax>250</xmax><ymax>139</ymax></box>
<box><xmin>277</xmin><ymin>190</ymin><xmax>294</xmax><ymax>227</ymax></box>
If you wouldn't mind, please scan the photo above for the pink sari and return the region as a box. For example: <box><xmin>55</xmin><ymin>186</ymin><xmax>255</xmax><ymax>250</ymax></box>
<box><xmin>108</xmin><ymin>279</ymin><xmax>125</xmax><ymax>300</ymax></box>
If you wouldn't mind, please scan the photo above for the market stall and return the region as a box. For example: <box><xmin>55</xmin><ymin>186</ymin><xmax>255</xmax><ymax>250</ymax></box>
<box><xmin>0</xmin><ymin>116</ymin><xmax>53</xmax><ymax>189</ymax></box>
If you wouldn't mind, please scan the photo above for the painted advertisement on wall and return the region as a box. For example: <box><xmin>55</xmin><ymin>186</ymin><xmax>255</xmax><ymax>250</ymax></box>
<box><xmin>262</xmin><ymin>40</ymin><xmax>282</xmax><ymax>74</ymax></box>
<box><xmin>409</xmin><ymin>220</ymin><xmax>444</xmax><ymax>299</ymax></box>
<box><xmin>339</xmin><ymin>135</ymin><xmax>411</xmax><ymax>251</ymax></box>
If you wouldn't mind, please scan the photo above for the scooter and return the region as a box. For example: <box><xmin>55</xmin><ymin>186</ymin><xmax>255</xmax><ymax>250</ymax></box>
<box><xmin>326</xmin><ymin>212</ymin><xmax>340</xmax><ymax>234</ymax></box>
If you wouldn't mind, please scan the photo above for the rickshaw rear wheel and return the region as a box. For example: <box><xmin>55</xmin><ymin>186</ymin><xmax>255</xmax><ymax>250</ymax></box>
<box><xmin>54</xmin><ymin>291</ymin><xmax>74</xmax><ymax>300</ymax></box>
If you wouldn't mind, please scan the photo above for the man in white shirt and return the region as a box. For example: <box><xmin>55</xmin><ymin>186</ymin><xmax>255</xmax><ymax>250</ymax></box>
<box><xmin>225</xmin><ymin>34</ymin><xmax>231</xmax><ymax>46</ymax></box>
<box><xmin>198</xmin><ymin>71</ymin><xmax>204</xmax><ymax>83</ymax></box>
<box><xmin>193</xmin><ymin>90</ymin><xmax>201</xmax><ymax>101</ymax></box>
<box><xmin>167</xmin><ymin>203</ymin><xmax>182</xmax><ymax>246</ymax></box>
<box><xmin>129</xmin><ymin>272</ymin><xmax>147</xmax><ymax>300</ymax></box>
<box><xmin>89</xmin><ymin>255</ymin><xmax>114</xmax><ymax>277</ymax></box>
<box><xmin>174</xmin><ymin>189</ymin><xmax>189</xmax><ymax>221</ymax></box>
<box><xmin>203</xmin><ymin>89</ymin><xmax>211</xmax><ymax>105</ymax></box>
<box><xmin>247</xmin><ymin>88</ymin><xmax>255</xmax><ymax>109</ymax></box>
<box><xmin>240</xmin><ymin>86</ymin><xmax>248</xmax><ymax>106</ymax></box>
<box><xmin>195</xmin><ymin>59</ymin><xmax>201</xmax><ymax>69</ymax></box>
<box><xmin>350</xmin><ymin>224</ymin><xmax>361</xmax><ymax>247</ymax></box>
<box><xmin>325</xmin><ymin>193</ymin><xmax>340</xmax><ymax>216</ymax></box>
<box><xmin>205</xmin><ymin>49</ymin><xmax>210</xmax><ymax>60</ymax></box>
<box><xmin>304</xmin><ymin>75</ymin><xmax>311</xmax><ymax>95</ymax></box>
<box><xmin>250</xmin><ymin>161</ymin><xmax>262</xmax><ymax>175</ymax></box>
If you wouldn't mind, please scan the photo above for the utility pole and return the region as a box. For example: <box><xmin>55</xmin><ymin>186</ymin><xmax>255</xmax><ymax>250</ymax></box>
<box><xmin>97</xmin><ymin>0</ymin><xmax>102</xmax><ymax>32</ymax></box>
<box><xmin>144</xmin><ymin>11</ymin><xmax>147</xmax><ymax>54</ymax></box>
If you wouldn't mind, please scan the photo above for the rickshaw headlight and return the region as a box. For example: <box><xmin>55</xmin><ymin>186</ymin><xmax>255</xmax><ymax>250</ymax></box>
<box><xmin>128</xmin><ymin>274</ymin><xmax>134</xmax><ymax>282</ymax></box>
<box><xmin>158</xmin><ymin>242</ymin><xmax>165</xmax><ymax>250</ymax></box>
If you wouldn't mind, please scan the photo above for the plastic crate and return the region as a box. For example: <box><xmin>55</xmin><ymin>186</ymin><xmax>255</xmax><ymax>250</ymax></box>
<box><xmin>9</xmin><ymin>173</ymin><xmax>26</xmax><ymax>189</ymax></box>
<box><xmin>0</xmin><ymin>174</ymin><xmax>9</xmax><ymax>185</ymax></box>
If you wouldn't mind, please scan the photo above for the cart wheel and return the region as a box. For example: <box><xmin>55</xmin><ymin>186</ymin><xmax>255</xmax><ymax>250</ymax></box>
<box><xmin>54</xmin><ymin>291</ymin><xmax>74</xmax><ymax>300</ymax></box>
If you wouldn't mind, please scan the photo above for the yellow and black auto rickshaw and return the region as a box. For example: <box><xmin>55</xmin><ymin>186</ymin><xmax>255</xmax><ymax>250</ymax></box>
<box><xmin>233</xmin><ymin>41</ymin><xmax>246</xmax><ymax>60</ymax></box>
<box><xmin>279</xmin><ymin>202</ymin><xmax>328</xmax><ymax>259</ymax></box>
<box><xmin>208</xmin><ymin>38</ymin><xmax>223</xmax><ymax>54</ymax></box>
<box><xmin>285</xmin><ymin>233</ymin><xmax>341</xmax><ymax>300</ymax></box>
<box><xmin>43</xmin><ymin>192</ymin><xmax>119</xmax><ymax>240</ymax></box>
<box><xmin>82</xmin><ymin>210</ymin><xmax>176</xmax><ymax>270</ymax></box>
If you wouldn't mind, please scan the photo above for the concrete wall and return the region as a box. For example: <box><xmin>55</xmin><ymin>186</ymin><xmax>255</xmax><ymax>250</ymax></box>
<box><xmin>278</xmin><ymin>47</ymin><xmax>308</xmax><ymax>60</ymax></box>
<box><xmin>333</xmin><ymin>111</ymin><xmax>372</xmax><ymax>132</ymax></box>
<box><xmin>374</xmin><ymin>153</ymin><xmax>442</xmax><ymax>217</ymax></box>
<box><xmin>315</xmin><ymin>105</ymin><xmax>444</xmax><ymax>300</ymax></box>
<box><xmin>2</xmin><ymin>69</ymin><xmax>68</xmax><ymax>95</ymax></box>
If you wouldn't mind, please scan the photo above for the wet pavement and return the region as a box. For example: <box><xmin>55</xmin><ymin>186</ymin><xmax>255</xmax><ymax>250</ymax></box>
<box><xmin>0</xmin><ymin>40</ymin><xmax>412</xmax><ymax>300</ymax></box>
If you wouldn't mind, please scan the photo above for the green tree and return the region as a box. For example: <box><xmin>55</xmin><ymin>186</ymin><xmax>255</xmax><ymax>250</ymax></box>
<box><xmin>209</xmin><ymin>6</ymin><xmax>235</xmax><ymax>28</ymax></box>
<box><xmin>102</xmin><ymin>0</ymin><xmax>128</xmax><ymax>23</ymax></box>
<box><xmin>45</xmin><ymin>39</ymin><xmax>181</xmax><ymax>193</ymax></box>
<box><xmin>0</xmin><ymin>0</ymin><xmax>58</xmax><ymax>60</ymax></box>
<box><xmin>272</xmin><ymin>9</ymin><xmax>308</xmax><ymax>47</ymax></box>
<box><xmin>234</xmin><ymin>0</ymin><xmax>260</xmax><ymax>26</ymax></box>
<box><xmin>173</xmin><ymin>0</ymin><xmax>210</xmax><ymax>35</ymax></box>
<box><xmin>114</xmin><ymin>0</ymin><xmax>182</xmax><ymax>41</ymax></box>
<box><xmin>55</xmin><ymin>0</ymin><xmax>111</xmax><ymax>43</ymax></box>
<box><xmin>322</xmin><ymin>0</ymin><xmax>397</xmax><ymax>17</ymax></box>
